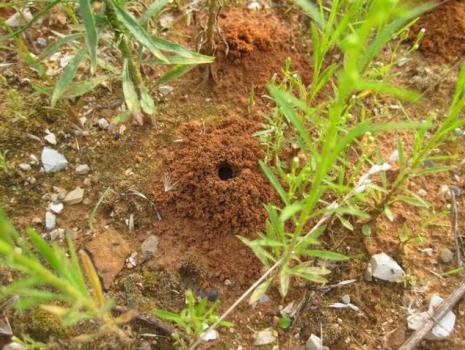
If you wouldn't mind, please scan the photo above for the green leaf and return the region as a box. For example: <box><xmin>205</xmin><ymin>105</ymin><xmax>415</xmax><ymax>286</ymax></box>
<box><xmin>303</xmin><ymin>250</ymin><xmax>349</xmax><ymax>261</ymax></box>
<box><xmin>156</xmin><ymin>65</ymin><xmax>194</xmax><ymax>85</ymax></box>
<box><xmin>338</xmin><ymin>216</ymin><xmax>354</xmax><ymax>231</ymax></box>
<box><xmin>112</xmin><ymin>111</ymin><xmax>131</xmax><ymax>124</ymax></box>
<box><xmin>51</xmin><ymin>48</ymin><xmax>86</xmax><ymax>107</ymax></box>
<box><xmin>260</xmin><ymin>160</ymin><xmax>289</xmax><ymax>206</ymax></box>
<box><xmin>279</xmin><ymin>316</ymin><xmax>292</xmax><ymax>329</ymax></box>
<box><xmin>384</xmin><ymin>206</ymin><xmax>394</xmax><ymax>222</ymax></box>
<box><xmin>280</xmin><ymin>203</ymin><xmax>302</xmax><ymax>222</ymax></box>
<box><xmin>62</xmin><ymin>76</ymin><xmax>110</xmax><ymax>99</ymax></box>
<box><xmin>153</xmin><ymin>309</ymin><xmax>183</xmax><ymax>323</ymax></box>
<box><xmin>122</xmin><ymin>60</ymin><xmax>141</xmax><ymax>113</ymax></box>
<box><xmin>25</xmin><ymin>228</ymin><xmax>61</xmax><ymax>273</ymax></box>
<box><xmin>294</xmin><ymin>0</ymin><xmax>325</xmax><ymax>28</ymax></box>
<box><xmin>110</xmin><ymin>0</ymin><xmax>168</xmax><ymax>63</ymax></box>
<box><xmin>141</xmin><ymin>0</ymin><xmax>172</xmax><ymax>25</ymax></box>
<box><xmin>395</xmin><ymin>195</ymin><xmax>429</xmax><ymax>208</ymax></box>
<box><xmin>361</xmin><ymin>224</ymin><xmax>371</xmax><ymax>237</ymax></box>
<box><xmin>249</xmin><ymin>278</ymin><xmax>272</xmax><ymax>305</ymax></box>
<box><xmin>140</xmin><ymin>87</ymin><xmax>156</xmax><ymax>115</ymax></box>
<box><xmin>279</xmin><ymin>266</ymin><xmax>290</xmax><ymax>297</ymax></box>
<box><xmin>78</xmin><ymin>0</ymin><xmax>98</xmax><ymax>74</ymax></box>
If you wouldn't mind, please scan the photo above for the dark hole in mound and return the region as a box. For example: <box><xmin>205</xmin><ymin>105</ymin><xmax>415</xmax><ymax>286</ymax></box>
<box><xmin>218</xmin><ymin>162</ymin><xmax>236</xmax><ymax>181</ymax></box>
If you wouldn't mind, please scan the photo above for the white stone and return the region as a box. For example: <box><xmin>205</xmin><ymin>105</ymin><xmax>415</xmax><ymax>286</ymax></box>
<box><xmin>49</xmin><ymin>201</ymin><xmax>64</xmax><ymax>214</ymax></box>
<box><xmin>49</xmin><ymin>228</ymin><xmax>65</xmax><ymax>241</ymax></box>
<box><xmin>64</xmin><ymin>187</ymin><xmax>84</xmax><ymax>205</ymax></box>
<box><xmin>426</xmin><ymin>295</ymin><xmax>456</xmax><ymax>340</ymax></box>
<box><xmin>200</xmin><ymin>329</ymin><xmax>219</xmax><ymax>341</ymax></box>
<box><xmin>45</xmin><ymin>211</ymin><xmax>56</xmax><ymax>231</ymax></box>
<box><xmin>44</xmin><ymin>131</ymin><xmax>57</xmax><ymax>145</ymax></box>
<box><xmin>253</xmin><ymin>328</ymin><xmax>276</xmax><ymax>346</ymax></box>
<box><xmin>370</xmin><ymin>253</ymin><xmax>404</xmax><ymax>282</ymax></box>
<box><xmin>41</xmin><ymin>147</ymin><xmax>68</xmax><ymax>173</ymax></box>
<box><xmin>98</xmin><ymin>118</ymin><xmax>110</xmax><ymax>130</ymax></box>
<box><xmin>407</xmin><ymin>294</ymin><xmax>456</xmax><ymax>341</ymax></box>
<box><xmin>5</xmin><ymin>9</ymin><xmax>32</xmax><ymax>27</ymax></box>
<box><xmin>341</xmin><ymin>294</ymin><xmax>351</xmax><ymax>304</ymax></box>
<box><xmin>418</xmin><ymin>188</ymin><xmax>427</xmax><ymax>197</ymax></box>
<box><xmin>306</xmin><ymin>334</ymin><xmax>329</xmax><ymax>350</ymax></box>
<box><xmin>3</xmin><ymin>343</ymin><xmax>24</xmax><ymax>350</ymax></box>
<box><xmin>19</xmin><ymin>163</ymin><xmax>31</xmax><ymax>171</ymax></box>
<box><xmin>75</xmin><ymin>164</ymin><xmax>90</xmax><ymax>175</ymax></box>
<box><xmin>159</xmin><ymin>13</ymin><xmax>174</xmax><ymax>28</ymax></box>
<box><xmin>248</xmin><ymin>1</ymin><xmax>262</xmax><ymax>10</ymax></box>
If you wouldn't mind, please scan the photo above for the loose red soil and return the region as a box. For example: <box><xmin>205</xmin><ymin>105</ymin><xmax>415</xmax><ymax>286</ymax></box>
<box><xmin>411</xmin><ymin>0</ymin><xmax>465</xmax><ymax>63</ymax></box>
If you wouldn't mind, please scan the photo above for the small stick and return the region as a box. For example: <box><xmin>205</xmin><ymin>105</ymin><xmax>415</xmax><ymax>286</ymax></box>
<box><xmin>450</xmin><ymin>189</ymin><xmax>463</xmax><ymax>267</ymax></box>
<box><xmin>398</xmin><ymin>281</ymin><xmax>465</xmax><ymax>350</ymax></box>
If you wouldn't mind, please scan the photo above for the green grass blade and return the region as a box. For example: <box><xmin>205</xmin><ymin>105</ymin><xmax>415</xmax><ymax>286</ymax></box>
<box><xmin>62</xmin><ymin>75</ymin><xmax>110</xmax><ymax>99</ymax></box>
<box><xmin>141</xmin><ymin>0</ymin><xmax>172</xmax><ymax>25</ymax></box>
<box><xmin>156</xmin><ymin>64</ymin><xmax>194</xmax><ymax>85</ymax></box>
<box><xmin>37</xmin><ymin>33</ymin><xmax>83</xmax><ymax>61</ymax></box>
<box><xmin>150</xmin><ymin>36</ymin><xmax>214</xmax><ymax>61</ymax></box>
<box><xmin>259</xmin><ymin>160</ymin><xmax>289</xmax><ymax>206</ymax></box>
<box><xmin>110</xmin><ymin>0</ymin><xmax>168</xmax><ymax>63</ymax></box>
<box><xmin>78</xmin><ymin>0</ymin><xmax>98</xmax><ymax>74</ymax></box>
<box><xmin>294</xmin><ymin>0</ymin><xmax>325</xmax><ymax>28</ymax></box>
<box><xmin>122</xmin><ymin>60</ymin><xmax>141</xmax><ymax>113</ymax></box>
<box><xmin>25</xmin><ymin>228</ymin><xmax>61</xmax><ymax>273</ymax></box>
<box><xmin>51</xmin><ymin>48</ymin><xmax>86</xmax><ymax>107</ymax></box>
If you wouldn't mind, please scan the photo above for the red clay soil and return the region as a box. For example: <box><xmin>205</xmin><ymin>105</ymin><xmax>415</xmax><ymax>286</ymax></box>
<box><xmin>152</xmin><ymin>116</ymin><xmax>277</xmax><ymax>287</ymax></box>
<box><xmin>212</xmin><ymin>7</ymin><xmax>312</xmax><ymax>102</ymax></box>
<box><xmin>411</xmin><ymin>0</ymin><xmax>465</xmax><ymax>63</ymax></box>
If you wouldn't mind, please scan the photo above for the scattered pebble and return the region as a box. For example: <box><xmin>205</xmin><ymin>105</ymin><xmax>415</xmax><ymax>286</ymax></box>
<box><xmin>159</xmin><ymin>13</ymin><xmax>174</xmax><ymax>28</ymax></box>
<box><xmin>341</xmin><ymin>294</ymin><xmax>351</xmax><ymax>304</ymax></box>
<box><xmin>5</xmin><ymin>8</ymin><xmax>32</xmax><ymax>27</ymax></box>
<box><xmin>45</xmin><ymin>211</ymin><xmax>56</xmax><ymax>231</ymax></box>
<box><xmin>439</xmin><ymin>248</ymin><xmax>454</xmax><ymax>263</ymax></box>
<box><xmin>98</xmin><ymin>118</ymin><xmax>110</xmax><ymax>130</ymax></box>
<box><xmin>439</xmin><ymin>184</ymin><xmax>450</xmax><ymax>198</ymax></box>
<box><xmin>64</xmin><ymin>187</ymin><xmax>84</xmax><ymax>205</ymax></box>
<box><xmin>83</xmin><ymin>177</ymin><xmax>92</xmax><ymax>186</ymax></box>
<box><xmin>36</xmin><ymin>37</ymin><xmax>47</xmax><ymax>47</ymax></box>
<box><xmin>75</xmin><ymin>164</ymin><xmax>90</xmax><ymax>175</ymax></box>
<box><xmin>49</xmin><ymin>201</ymin><xmax>64</xmax><ymax>214</ymax></box>
<box><xmin>248</xmin><ymin>1</ymin><xmax>262</xmax><ymax>10</ymax></box>
<box><xmin>407</xmin><ymin>294</ymin><xmax>456</xmax><ymax>340</ymax></box>
<box><xmin>200</xmin><ymin>328</ymin><xmax>219</xmax><ymax>341</ymax></box>
<box><xmin>208</xmin><ymin>288</ymin><xmax>218</xmax><ymax>302</ymax></box>
<box><xmin>18</xmin><ymin>163</ymin><xmax>31</xmax><ymax>171</ymax></box>
<box><xmin>450</xmin><ymin>186</ymin><xmax>461</xmax><ymax>197</ymax></box>
<box><xmin>126</xmin><ymin>252</ymin><xmax>138</xmax><ymax>269</ymax></box>
<box><xmin>29</xmin><ymin>154</ymin><xmax>39</xmax><ymax>164</ymax></box>
<box><xmin>369</xmin><ymin>253</ymin><xmax>405</xmax><ymax>282</ymax></box>
<box><xmin>306</xmin><ymin>334</ymin><xmax>329</xmax><ymax>350</ymax></box>
<box><xmin>417</xmin><ymin>188</ymin><xmax>427</xmax><ymax>197</ymax></box>
<box><xmin>41</xmin><ymin>147</ymin><xmax>68</xmax><ymax>173</ymax></box>
<box><xmin>141</xmin><ymin>235</ymin><xmax>159</xmax><ymax>259</ymax></box>
<box><xmin>49</xmin><ymin>228</ymin><xmax>64</xmax><ymax>241</ymax></box>
<box><xmin>159</xmin><ymin>85</ymin><xmax>174</xmax><ymax>96</ymax></box>
<box><xmin>454</xmin><ymin>128</ymin><xmax>464</xmax><ymax>137</ymax></box>
<box><xmin>253</xmin><ymin>328</ymin><xmax>276</xmax><ymax>346</ymax></box>
<box><xmin>44</xmin><ymin>130</ymin><xmax>57</xmax><ymax>145</ymax></box>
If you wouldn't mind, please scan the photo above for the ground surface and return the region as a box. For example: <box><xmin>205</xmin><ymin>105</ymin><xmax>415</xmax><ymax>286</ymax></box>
<box><xmin>1</xmin><ymin>1</ymin><xmax>465</xmax><ymax>349</ymax></box>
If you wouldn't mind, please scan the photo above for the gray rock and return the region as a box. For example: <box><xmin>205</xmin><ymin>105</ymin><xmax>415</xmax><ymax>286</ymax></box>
<box><xmin>64</xmin><ymin>187</ymin><xmax>84</xmax><ymax>205</ymax></box>
<box><xmin>159</xmin><ymin>85</ymin><xmax>174</xmax><ymax>96</ymax></box>
<box><xmin>200</xmin><ymin>329</ymin><xmax>219</xmax><ymax>341</ymax></box>
<box><xmin>49</xmin><ymin>201</ymin><xmax>64</xmax><ymax>214</ymax></box>
<box><xmin>19</xmin><ymin>163</ymin><xmax>31</xmax><ymax>171</ymax></box>
<box><xmin>454</xmin><ymin>128</ymin><xmax>464</xmax><ymax>137</ymax></box>
<box><xmin>3</xmin><ymin>343</ymin><xmax>24</xmax><ymax>350</ymax></box>
<box><xmin>98</xmin><ymin>118</ymin><xmax>109</xmax><ymax>130</ymax></box>
<box><xmin>75</xmin><ymin>164</ymin><xmax>90</xmax><ymax>175</ymax></box>
<box><xmin>253</xmin><ymin>328</ymin><xmax>276</xmax><ymax>346</ymax></box>
<box><xmin>41</xmin><ymin>147</ymin><xmax>68</xmax><ymax>173</ymax></box>
<box><xmin>306</xmin><ymin>334</ymin><xmax>329</xmax><ymax>350</ymax></box>
<box><xmin>370</xmin><ymin>253</ymin><xmax>405</xmax><ymax>282</ymax></box>
<box><xmin>141</xmin><ymin>235</ymin><xmax>159</xmax><ymax>258</ymax></box>
<box><xmin>45</xmin><ymin>211</ymin><xmax>56</xmax><ymax>231</ymax></box>
<box><xmin>36</xmin><ymin>37</ymin><xmax>47</xmax><ymax>47</ymax></box>
<box><xmin>50</xmin><ymin>228</ymin><xmax>64</xmax><ymax>240</ymax></box>
<box><xmin>439</xmin><ymin>248</ymin><xmax>454</xmax><ymax>264</ymax></box>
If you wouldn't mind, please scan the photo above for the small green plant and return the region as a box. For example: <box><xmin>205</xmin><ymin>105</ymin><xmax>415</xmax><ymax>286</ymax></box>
<box><xmin>399</xmin><ymin>223</ymin><xmax>427</xmax><ymax>254</ymax></box>
<box><xmin>1</xmin><ymin>0</ymin><xmax>213</xmax><ymax>122</ymax></box>
<box><xmin>0</xmin><ymin>211</ymin><xmax>131</xmax><ymax>343</ymax></box>
<box><xmin>0</xmin><ymin>150</ymin><xmax>12</xmax><ymax>173</ymax></box>
<box><xmin>243</xmin><ymin>0</ymin><xmax>427</xmax><ymax>300</ymax></box>
<box><xmin>154</xmin><ymin>289</ymin><xmax>232</xmax><ymax>348</ymax></box>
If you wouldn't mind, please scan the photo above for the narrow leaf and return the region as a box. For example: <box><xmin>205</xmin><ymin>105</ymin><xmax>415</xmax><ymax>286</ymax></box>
<box><xmin>78</xmin><ymin>0</ymin><xmax>98</xmax><ymax>74</ymax></box>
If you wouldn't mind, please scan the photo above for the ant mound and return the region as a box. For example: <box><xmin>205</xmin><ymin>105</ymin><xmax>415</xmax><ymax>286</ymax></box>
<box><xmin>160</xmin><ymin>116</ymin><xmax>275</xmax><ymax>237</ymax></box>
<box><xmin>411</xmin><ymin>0</ymin><xmax>465</xmax><ymax>63</ymax></box>
<box><xmin>213</xmin><ymin>7</ymin><xmax>311</xmax><ymax>102</ymax></box>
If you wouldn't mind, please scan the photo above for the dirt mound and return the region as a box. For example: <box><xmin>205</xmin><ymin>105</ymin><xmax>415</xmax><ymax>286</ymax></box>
<box><xmin>160</xmin><ymin>116</ymin><xmax>275</xmax><ymax>236</ymax></box>
<box><xmin>213</xmin><ymin>7</ymin><xmax>311</xmax><ymax>102</ymax></box>
<box><xmin>411</xmin><ymin>0</ymin><xmax>465</xmax><ymax>62</ymax></box>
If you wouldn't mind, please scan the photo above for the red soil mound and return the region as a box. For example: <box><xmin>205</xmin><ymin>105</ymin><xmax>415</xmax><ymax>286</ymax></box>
<box><xmin>213</xmin><ymin>7</ymin><xmax>311</xmax><ymax>101</ymax></box>
<box><xmin>411</xmin><ymin>0</ymin><xmax>465</xmax><ymax>63</ymax></box>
